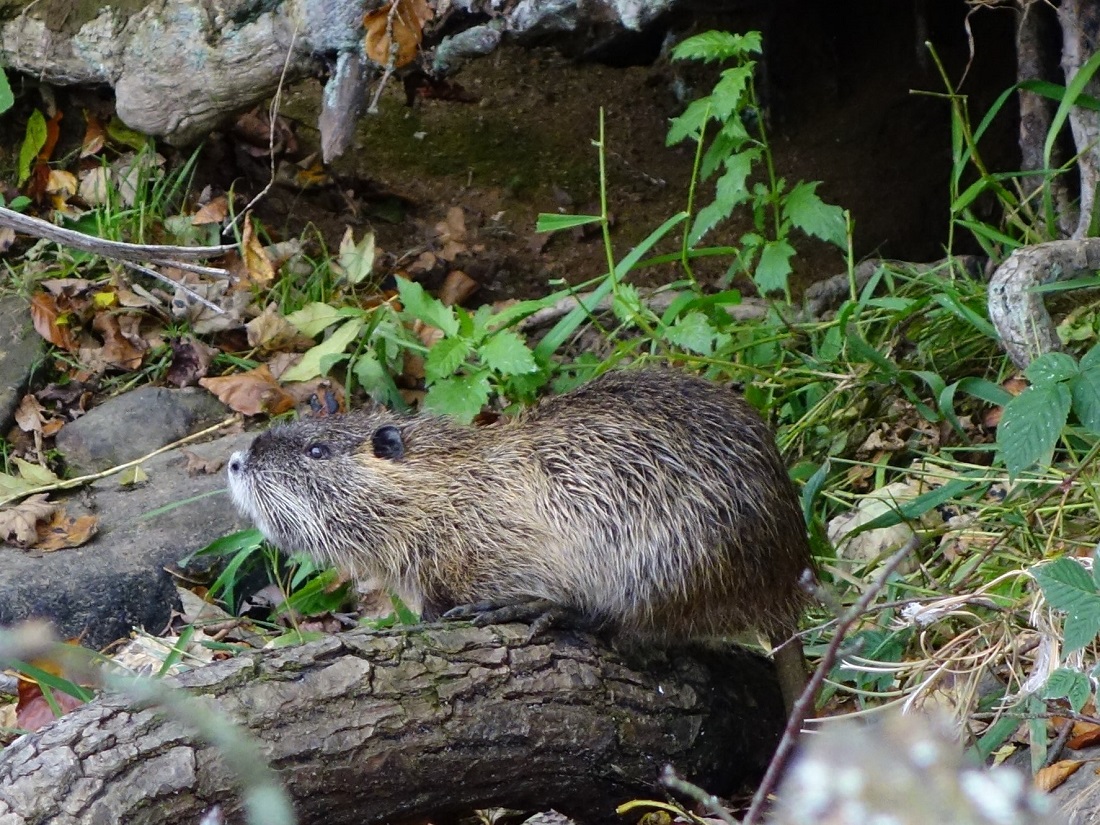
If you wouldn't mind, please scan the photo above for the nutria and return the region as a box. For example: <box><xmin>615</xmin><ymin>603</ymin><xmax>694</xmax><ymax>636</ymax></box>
<box><xmin>227</xmin><ymin>368</ymin><xmax>814</xmax><ymax>703</ymax></box>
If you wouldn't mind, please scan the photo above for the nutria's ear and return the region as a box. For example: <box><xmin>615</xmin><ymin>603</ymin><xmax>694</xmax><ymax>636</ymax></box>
<box><xmin>371</xmin><ymin>425</ymin><xmax>405</xmax><ymax>461</ymax></box>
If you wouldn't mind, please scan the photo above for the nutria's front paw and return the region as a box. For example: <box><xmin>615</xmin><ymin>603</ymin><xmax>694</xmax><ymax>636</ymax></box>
<box><xmin>443</xmin><ymin>598</ymin><xmax>576</xmax><ymax>639</ymax></box>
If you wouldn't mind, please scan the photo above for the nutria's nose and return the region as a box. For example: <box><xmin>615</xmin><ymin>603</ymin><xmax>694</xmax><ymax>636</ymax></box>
<box><xmin>228</xmin><ymin>452</ymin><xmax>243</xmax><ymax>474</ymax></box>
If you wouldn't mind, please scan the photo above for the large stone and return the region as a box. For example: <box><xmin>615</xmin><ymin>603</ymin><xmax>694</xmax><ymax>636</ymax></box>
<box><xmin>55</xmin><ymin>386</ymin><xmax>229</xmax><ymax>475</ymax></box>
<box><xmin>0</xmin><ymin>295</ymin><xmax>44</xmax><ymax>431</ymax></box>
<box><xmin>0</xmin><ymin>430</ymin><xmax>254</xmax><ymax>649</ymax></box>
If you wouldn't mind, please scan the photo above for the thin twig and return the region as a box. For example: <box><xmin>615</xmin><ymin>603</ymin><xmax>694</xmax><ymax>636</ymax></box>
<box><xmin>230</xmin><ymin>20</ymin><xmax>301</xmax><ymax>233</ymax></box>
<box><xmin>367</xmin><ymin>1</ymin><xmax>404</xmax><ymax>114</ymax></box>
<box><xmin>0</xmin><ymin>416</ymin><xmax>240</xmax><ymax>509</ymax></box>
<box><xmin>742</xmin><ymin>534</ymin><xmax>923</xmax><ymax>825</ymax></box>
<box><xmin>661</xmin><ymin>767</ymin><xmax>739</xmax><ymax>825</ymax></box>
<box><xmin>0</xmin><ymin>205</ymin><xmax>235</xmax><ymax>263</ymax></box>
<box><xmin>121</xmin><ymin>261</ymin><xmax>224</xmax><ymax>314</ymax></box>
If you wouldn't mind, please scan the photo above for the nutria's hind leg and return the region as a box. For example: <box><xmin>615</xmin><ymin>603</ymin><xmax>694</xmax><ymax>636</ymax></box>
<box><xmin>443</xmin><ymin>598</ymin><xmax>586</xmax><ymax>639</ymax></box>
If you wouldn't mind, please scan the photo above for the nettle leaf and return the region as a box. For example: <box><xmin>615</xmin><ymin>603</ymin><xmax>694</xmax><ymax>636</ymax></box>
<box><xmin>611</xmin><ymin>283</ymin><xmax>645</xmax><ymax>324</ymax></box>
<box><xmin>1032</xmin><ymin>558</ymin><xmax>1100</xmax><ymax>652</ymax></box>
<box><xmin>425</xmin><ymin>336</ymin><xmax>472</xmax><ymax>382</ymax></box>
<box><xmin>1071</xmin><ymin>360</ymin><xmax>1100</xmax><ymax>434</ymax></box>
<box><xmin>783</xmin><ymin>181</ymin><xmax>846</xmax><ymax>247</ymax></box>
<box><xmin>709</xmin><ymin>65</ymin><xmax>754</xmax><ymax>122</ymax></box>
<box><xmin>424</xmin><ymin>372</ymin><xmax>491</xmax><ymax>424</ymax></box>
<box><xmin>754</xmin><ymin>239</ymin><xmax>796</xmax><ymax>295</ymax></box>
<box><xmin>667</xmin><ymin>98</ymin><xmax>712</xmax><ymax>146</ymax></box>
<box><xmin>689</xmin><ymin>150</ymin><xmax>758</xmax><ymax>244</ymax></box>
<box><xmin>699</xmin><ymin>120</ymin><xmax>750</xmax><ymax>179</ymax></box>
<box><xmin>671</xmin><ymin>31</ymin><xmax>743</xmax><ymax>62</ymax></box>
<box><xmin>1024</xmin><ymin>351</ymin><xmax>1079</xmax><ymax>385</ymax></box>
<box><xmin>998</xmin><ymin>382</ymin><xmax>1071</xmax><ymax>478</ymax></box>
<box><xmin>396</xmin><ymin>277</ymin><xmax>459</xmax><ymax>337</ymax></box>
<box><xmin>1044</xmin><ymin>667</ymin><xmax>1092</xmax><ymax>713</ymax></box>
<box><xmin>664</xmin><ymin>311</ymin><xmax>717</xmax><ymax>356</ymax></box>
<box><xmin>479</xmin><ymin>330</ymin><xmax>539</xmax><ymax>375</ymax></box>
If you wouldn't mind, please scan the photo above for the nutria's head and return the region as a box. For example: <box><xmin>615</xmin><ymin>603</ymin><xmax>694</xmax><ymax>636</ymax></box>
<box><xmin>227</xmin><ymin>411</ymin><xmax>414</xmax><ymax>569</ymax></box>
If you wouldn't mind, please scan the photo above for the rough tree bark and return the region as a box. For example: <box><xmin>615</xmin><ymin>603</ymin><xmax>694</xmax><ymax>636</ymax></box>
<box><xmin>0</xmin><ymin>624</ymin><xmax>785</xmax><ymax>825</ymax></box>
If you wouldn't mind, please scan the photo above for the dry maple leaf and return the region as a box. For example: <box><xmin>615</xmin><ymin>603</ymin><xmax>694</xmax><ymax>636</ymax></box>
<box><xmin>0</xmin><ymin>494</ymin><xmax>60</xmax><ymax>547</ymax></box>
<box><xmin>363</xmin><ymin>0</ymin><xmax>434</xmax><ymax>68</ymax></box>
<box><xmin>14</xmin><ymin>394</ymin><xmax>47</xmax><ymax>434</ymax></box>
<box><xmin>247</xmin><ymin>303</ymin><xmax>313</xmax><ymax>353</ymax></box>
<box><xmin>438</xmin><ymin>270</ymin><xmax>479</xmax><ymax>306</ymax></box>
<box><xmin>192</xmin><ymin>195</ymin><xmax>229</xmax><ymax>225</ymax></box>
<box><xmin>35</xmin><ymin>510</ymin><xmax>99</xmax><ymax>552</ymax></box>
<box><xmin>200</xmin><ymin>364</ymin><xmax>296</xmax><ymax>416</ymax></box>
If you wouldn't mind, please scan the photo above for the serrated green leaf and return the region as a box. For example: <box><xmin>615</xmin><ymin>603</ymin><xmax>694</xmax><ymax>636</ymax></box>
<box><xmin>535</xmin><ymin>213</ymin><xmax>602</xmax><ymax>232</ymax></box>
<box><xmin>611</xmin><ymin>283</ymin><xmax>645</xmax><ymax>325</ymax></box>
<box><xmin>997</xmin><ymin>383</ymin><xmax>1070</xmax><ymax>477</ymax></box>
<box><xmin>425</xmin><ymin>336</ymin><xmax>472</xmax><ymax>382</ymax></box>
<box><xmin>285</xmin><ymin>302</ymin><xmax>362</xmax><ymax>337</ymax></box>
<box><xmin>1071</xmin><ymin>363</ymin><xmax>1100</xmax><ymax>434</ymax></box>
<box><xmin>709</xmin><ymin>65</ymin><xmax>753</xmax><ymax>122</ymax></box>
<box><xmin>664</xmin><ymin>311</ymin><xmax>717</xmax><ymax>356</ymax></box>
<box><xmin>1025</xmin><ymin>351</ymin><xmax>1079</xmax><ymax>385</ymax></box>
<box><xmin>0</xmin><ymin>69</ymin><xmax>13</xmax><ymax>116</ymax></box>
<box><xmin>352</xmin><ymin>353</ymin><xmax>403</xmax><ymax>407</ymax></box>
<box><xmin>280</xmin><ymin>318</ymin><xmax>364</xmax><ymax>382</ymax></box>
<box><xmin>1044</xmin><ymin>667</ymin><xmax>1092</xmax><ymax>712</ymax></box>
<box><xmin>396</xmin><ymin>278</ymin><xmax>459</xmax><ymax>337</ymax></box>
<box><xmin>670</xmin><ymin>30</ymin><xmax>761</xmax><ymax>63</ymax></box>
<box><xmin>423</xmin><ymin>373</ymin><xmax>491</xmax><ymax>423</ymax></box>
<box><xmin>18</xmin><ymin>110</ymin><xmax>46</xmax><ymax>186</ymax></box>
<box><xmin>667</xmin><ymin>98</ymin><xmax>712</xmax><ymax>145</ymax></box>
<box><xmin>1032</xmin><ymin>558</ymin><xmax>1100</xmax><ymax>652</ymax></box>
<box><xmin>784</xmin><ymin>181</ymin><xmax>846</xmax><ymax>247</ymax></box>
<box><xmin>754</xmin><ymin>239</ymin><xmax>795</xmax><ymax>295</ymax></box>
<box><xmin>689</xmin><ymin>151</ymin><xmax>757</xmax><ymax>244</ymax></box>
<box><xmin>1082</xmin><ymin>342</ymin><xmax>1100</xmax><ymax>371</ymax></box>
<box><xmin>479</xmin><ymin>330</ymin><xmax>538</xmax><ymax>375</ymax></box>
<box><xmin>699</xmin><ymin>121</ymin><xmax>749</xmax><ymax>179</ymax></box>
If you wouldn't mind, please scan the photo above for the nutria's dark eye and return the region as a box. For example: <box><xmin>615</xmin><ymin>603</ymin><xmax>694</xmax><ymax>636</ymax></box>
<box><xmin>306</xmin><ymin>442</ymin><xmax>332</xmax><ymax>460</ymax></box>
<box><xmin>372</xmin><ymin>425</ymin><xmax>405</xmax><ymax>461</ymax></box>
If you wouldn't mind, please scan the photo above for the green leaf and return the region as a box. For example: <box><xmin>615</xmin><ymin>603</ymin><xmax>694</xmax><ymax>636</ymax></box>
<box><xmin>1024</xmin><ymin>351</ymin><xmax>1078</xmax><ymax>386</ymax></box>
<box><xmin>611</xmin><ymin>283</ymin><xmax>645</xmax><ymax>324</ymax></box>
<box><xmin>352</xmin><ymin>353</ymin><xmax>403</xmax><ymax>406</ymax></box>
<box><xmin>709</xmin><ymin>65</ymin><xmax>754</xmax><ymax>122</ymax></box>
<box><xmin>396</xmin><ymin>278</ymin><xmax>459</xmax><ymax>337</ymax></box>
<box><xmin>1071</xmin><ymin>361</ymin><xmax>1100</xmax><ymax>434</ymax></box>
<box><xmin>1032</xmin><ymin>558</ymin><xmax>1100</xmax><ymax>652</ymax></box>
<box><xmin>754</xmin><ymin>239</ymin><xmax>795</xmax><ymax>295</ymax></box>
<box><xmin>998</xmin><ymin>383</ymin><xmax>1070</xmax><ymax>478</ymax></box>
<box><xmin>664</xmin><ymin>311</ymin><xmax>717</xmax><ymax>355</ymax></box>
<box><xmin>699</xmin><ymin>120</ymin><xmax>750</xmax><ymax>179</ymax></box>
<box><xmin>535</xmin><ymin>213</ymin><xmax>602</xmax><ymax>232</ymax></box>
<box><xmin>0</xmin><ymin>68</ymin><xmax>13</xmax><ymax>116</ymax></box>
<box><xmin>689</xmin><ymin>150</ymin><xmax>757</xmax><ymax>244</ymax></box>
<box><xmin>1044</xmin><ymin>667</ymin><xmax>1092</xmax><ymax>713</ymax></box>
<box><xmin>479</xmin><ymin>330</ymin><xmax>538</xmax><ymax>375</ymax></box>
<box><xmin>280</xmin><ymin>318</ymin><xmax>364</xmax><ymax>382</ymax></box>
<box><xmin>338</xmin><ymin>230</ymin><xmax>376</xmax><ymax>285</ymax></box>
<box><xmin>285</xmin><ymin>302</ymin><xmax>362</xmax><ymax>337</ymax></box>
<box><xmin>425</xmin><ymin>336</ymin><xmax>472</xmax><ymax>382</ymax></box>
<box><xmin>670</xmin><ymin>30</ymin><xmax>761</xmax><ymax>63</ymax></box>
<box><xmin>18</xmin><ymin>109</ymin><xmax>46</xmax><ymax>186</ymax></box>
<box><xmin>423</xmin><ymin>373</ymin><xmax>492</xmax><ymax>423</ymax></box>
<box><xmin>783</xmin><ymin>181</ymin><xmax>846</xmax><ymax>247</ymax></box>
<box><xmin>667</xmin><ymin>98</ymin><xmax>712</xmax><ymax>145</ymax></box>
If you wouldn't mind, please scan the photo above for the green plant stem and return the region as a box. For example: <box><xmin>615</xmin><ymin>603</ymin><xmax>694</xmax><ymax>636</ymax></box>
<box><xmin>680</xmin><ymin>103</ymin><xmax>711</xmax><ymax>286</ymax></box>
<box><xmin>595</xmin><ymin>108</ymin><xmax>617</xmax><ymax>286</ymax></box>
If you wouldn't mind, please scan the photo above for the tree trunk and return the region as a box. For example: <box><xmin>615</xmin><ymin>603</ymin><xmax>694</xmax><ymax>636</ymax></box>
<box><xmin>0</xmin><ymin>624</ymin><xmax>785</xmax><ymax>825</ymax></box>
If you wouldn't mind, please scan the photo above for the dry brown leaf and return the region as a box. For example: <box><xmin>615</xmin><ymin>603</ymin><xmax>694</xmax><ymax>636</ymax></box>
<box><xmin>167</xmin><ymin>335</ymin><xmax>216</xmax><ymax>387</ymax></box>
<box><xmin>439</xmin><ymin>270</ymin><xmax>479</xmax><ymax>306</ymax></box>
<box><xmin>240</xmin><ymin>213</ymin><xmax>276</xmax><ymax>285</ymax></box>
<box><xmin>363</xmin><ymin>0</ymin><xmax>433</xmax><ymax>69</ymax></box>
<box><xmin>200</xmin><ymin>364</ymin><xmax>295</xmax><ymax>416</ymax></box>
<box><xmin>29</xmin><ymin>292</ymin><xmax>79</xmax><ymax>352</ymax></box>
<box><xmin>436</xmin><ymin>205</ymin><xmax>467</xmax><ymax>261</ymax></box>
<box><xmin>247</xmin><ymin>303</ymin><xmax>313</xmax><ymax>352</ymax></box>
<box><xmin>0</xmin><ymin>226</ymin><xmax>14</xmax><ymax>253</ymax></box>
<box><xmin>0</xmin><ymin>494</ymin><xmax>60</xmax><ymax>547</ymax></box>
<box><xmin>80</xmin><ymin>113</ymin><xmax>107</xmax><ymax>157</ymax></box>
<box><xmin>14</xmin><ymin>394</ymin><xmax>47</xmax><ymax>434</ymax></box>
<box><xmin>1068</xmin><ymin>720</ymin><xmax>1100</xmax><ymax>750</ymax></box>
<box><xmin>192</xmin><ymin>195</ymin><xmax>229</xmax><ymax>225</ymax></box>
<box><xmin>181</xmin><ymin>449</ymin><xmax>225</xmax><ymax>476</ymax></box>
<box><xmin>35</xmin><ymin>510</ymin><xmax>99</xmax><ymax>552</ymax></box>
<box><xmin>1035</xmin><ymin>759</ymin><xmax>1083</xmax><ymax>792</ymax></box>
